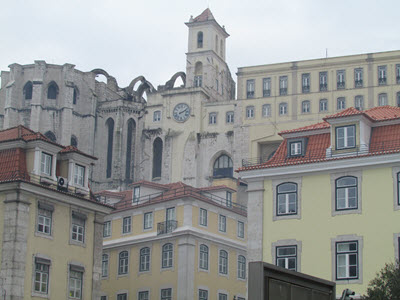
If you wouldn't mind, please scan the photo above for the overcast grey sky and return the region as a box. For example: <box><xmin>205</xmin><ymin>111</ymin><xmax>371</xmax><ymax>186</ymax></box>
<box><xmin>1</xmin><ymin>0</ymin><xmax>399</xmax><ymax>88</ymax></box>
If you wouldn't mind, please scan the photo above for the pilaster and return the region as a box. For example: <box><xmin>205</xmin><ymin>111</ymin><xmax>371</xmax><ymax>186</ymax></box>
<box><xmin>177</xmin><ymin>236</ymin><xmax>195</xmax><ymax>300</ymax></box>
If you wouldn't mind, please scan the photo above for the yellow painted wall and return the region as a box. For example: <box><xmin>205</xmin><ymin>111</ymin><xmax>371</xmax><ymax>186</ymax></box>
<box><xmin>262</xmin><ymin>166</ymin><xmax>399</xmax><ymax>295</ymax></box>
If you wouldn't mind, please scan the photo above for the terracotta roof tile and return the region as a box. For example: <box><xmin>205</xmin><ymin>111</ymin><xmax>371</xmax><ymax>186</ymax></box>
<box><xmin>323</xmin><ymin>107</ymin><xmax>364</xmax><ymax>120</ymax></box>
<box><xmin>0</xmin><ymin>148</ymin><xmax>30</xmax><ymax>182</ymax></box>
<box><xmin>60</xmin><ymin>145</ymin><xmax>98</xmax><ymax>160</ymax></box>
<box><xmin>279</xmin><ymin>121</ymin><xmax>330</xmax><ymax>135</ymax></box>
<box><xmin>193</xmin><ymin>8</ymin><xmax>214</xmax><ymax>22</ymax></box>
<box><xmin>364</xmin><ymin>106</ymin><xmax>400</xmax><ymax>121</ymax></box>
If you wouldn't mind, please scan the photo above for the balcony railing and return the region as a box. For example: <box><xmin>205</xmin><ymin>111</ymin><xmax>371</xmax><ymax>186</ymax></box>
<box><xmin>319</xmin><ymin>83</ymin><xmax>327</xmax><ymax>91</ymax></box>
<box><xmin>279</xmin><ymin>88</ymin><xmax>287</xmax><ymax>96</ymax></box>
<box><xmin>242</xmin><ymin>156</ymin><xmax>271</xmax><ymax>167</ymax></box>
<box><xmin>378</xmin><ymin>77</ymin><xmax>387</xmax><ymax>85</ymax></box>
<box><xmin>247</xmin><ymin>91</ymin><xmax>255</xmax><ymax>99</ymax></box>
<box><xmin>337</xmin><ymin>82</ymin><xmax>345</xmax><ymax>89</ymax></box>
<box><xmin>355</xmin><ymin>80</ymin><xmax>363</xmax><ymax>88</ymax></box>
<box><xmin>263</xmin><ymin>90</ymin><xmax>271</xmax><ymax>97</ymax></box>
<box><xmin>157</xmin><ymin>220</ymin><xmax>178</xmax><ymax>235</ymax></box>
<box><xmin>302</xmin><ymin>85</ymin><xmax>310</xmax><ymax>93</ymax></box>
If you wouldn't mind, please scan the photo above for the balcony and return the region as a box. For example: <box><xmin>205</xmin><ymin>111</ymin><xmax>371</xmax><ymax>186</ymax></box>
<box><xmin>319</xmin><ymin>83</ymin><xmax>327</xmax><ymax>91</ymax></box>
<box><xmin>302</xmin><ymin>85</ymin><xmax>310</xmax><ymax>93</ymax></box>
<box><xmin>263</xmin><ymin>90</ymin><xmax>271</xmax><ymax>97</ymax></box>
<box><xmin>279</xmin><ymin>88</ymin><xmax>287</xmax><ymax>96</ymax></box>
<box><xmin>355</xmin><ymin>80</ymin><xmax>363</xmax><ymax>88</ymax></box>
<box><xmin>378</xmin><ymin>77</ymin><xmax>387</xmax><ymax>85</ymax></box>
<box><xmin>247</xmin><ymin>91</ymin><xmax>255</xmax><ymax>99</ymax></box>
<box><xmin>157</xmin><ymin>220</ymin><xmax>178</xmax><ymax>235</ymax></box>
<box><xmin>337</xmin><ymin>82</ymin><xmax>345</xmax><ymax>89</ymax></box>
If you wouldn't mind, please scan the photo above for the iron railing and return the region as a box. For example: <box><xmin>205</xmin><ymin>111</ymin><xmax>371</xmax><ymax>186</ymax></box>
<box><xmin>157</xmin><ymin>220</ymin><xmax>178</xmax><ymax>235</ymax></box>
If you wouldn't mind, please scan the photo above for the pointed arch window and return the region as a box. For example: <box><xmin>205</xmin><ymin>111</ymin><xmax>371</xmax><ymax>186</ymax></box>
<box><xmin>213</xmin><ymin>154</ymin><xmax>233</xmax><ymax>178</ymax></box>
<box><xmin>23</xmin><ymin>81</ymin><xmax>33</xmax><ymax>100</ymax></box>
<box><xmin>70</xmin><ymin>135</ymin><xmax>78</xmax><ymax>147</ymax></box>
<box><xmin>47</xmin><ymin>82</ymin><xmax>58</xmax><ymax>99</ymax></box>
<box><xmin>44</xmin><ymin>131</ymin><xmax>56</xmax><ymax>142</ymax></box>
<box><xmin>197</xmin><ymin>31</ymin><xmax>203</xmax><ymax>48</ymax></box>
<box><xmin>106</xmin><ymin>118</ymin><xmax>114</xmax><ymax>178</ymax></box>
<box><xmin>126</xmin><ymin>119</ymin><xmax>136</xmax><ymax>181</ymax></box>
<box><xmin>73</xmin><ymin>87</ymin><xmax>79</xmax><ymax>105</ymax></box>
<box><xmin>152</xmin><ymin>138</ymin><xmax>163</xmax><ymax>179</ymax></box>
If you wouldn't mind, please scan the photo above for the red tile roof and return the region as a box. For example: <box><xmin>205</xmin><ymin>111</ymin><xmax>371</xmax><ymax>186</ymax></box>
<box><xmin>193</xmin><ymin>8</ymin><xmax>214</xmax><ymax>22</ymax></box>
<box><xmin>323</xmin><ymin>107</ymin><xmax>364</xmax><ymax>120</ymax></box>
<box><xmin>364</xmin><ymin>106</ymin><xmax>400</xmax><ymax>121</ymax></box>
<box><xmin>0</xmin><ymin>148</ymin><xmax>30</xmax><ymax>181</ymax></box>
<box><xmin>279</xmin><ymin>121</ymin><xmax>330</xmax><ymax>135</ymax></box>
<box><xmin>0</xmin><ymin>125</ymin><xmax>52</xmax><ymax>143</ymax></box>
<box><xmin>60</xmin><ymin>145</ymin><xmax>97</xmax><ymax>160</ymax></box>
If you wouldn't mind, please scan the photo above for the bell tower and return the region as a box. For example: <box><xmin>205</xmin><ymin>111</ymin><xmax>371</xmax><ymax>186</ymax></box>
<box><xmin>185</xmin><ymin>9</ymin><xmax>235</xmax><ymax>101</ymax></box>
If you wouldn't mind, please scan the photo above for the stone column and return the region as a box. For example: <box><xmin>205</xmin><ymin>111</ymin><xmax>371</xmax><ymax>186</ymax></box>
<box><xmin>0</xmin><ymin>191</ymin><xmax>31</xmax><ymax>300</ymax></box>
<box><xmin>177</xmin><ymin>236</ymin><xmax>195</xmax><ymax>300</ymax></box>
<box><xmin>91</xmin><ymin>213</ymin><xmax>105</xmax><ymax>300</ymax></box>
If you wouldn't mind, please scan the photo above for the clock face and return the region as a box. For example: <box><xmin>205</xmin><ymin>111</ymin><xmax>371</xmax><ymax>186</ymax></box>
<box><xmin>173</xmin><ymin>103</ymin><xmax>190</xmax><ymax>122</ymax></box>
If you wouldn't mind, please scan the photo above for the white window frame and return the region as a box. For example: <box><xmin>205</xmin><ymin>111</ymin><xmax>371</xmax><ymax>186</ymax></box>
<box><xmin>276</xmin><ymin>245</ymin><xmax>297</xmax><ymax>271</ymax></box>
<box><xmin>302</xmin><ymin>73</ymin><xmax>310</xmax><ymax>93</ymax></box>
<box><xmin>246</xmin><ymin>106</ymin><xmax>255</xmax><ymax>119</ymax></box>
<box><xmin>378</xmin><ymin>93</ymin><xmax>388</xmax><ymax>106</ymax></box>
<box><xmin>41</xmin><ymin>152</ymin><xmax>52</xmax><ymax>176</ymax></box>
<box><xmin>199</xmin><ymin>289</ymin><xmax>208</xmax><ymax>300</ymax></box>
<box><xmin>138</xmin><ymin>291</ymin><xmax>149</xmax><ymax>300</ymax></box>
<box><xmin>272</xmin><ymin>239</ymin><xmax>302</xmax><ymax>272</ymax></box>
<box><xmin>290</xmin><ymin>141</ymin><xmax>302</xmax><ymax>156</ymax></box>
<box><xmin>319</xmin><ymin>71</ymin><xmax>328</xmax><ymax>91</ymax></box>
<box><xmin>162</xmin><ymin>243</ymin><xmax>173</xmax><ymax>269</ymax></box>
<box><xmin>139</xmin><ymin>247</ymin><xmax>150</xmax><ymax>272</ymax></box>
<box><xmin>209</xmin><ymin>112</ymin><xmax>217</xmax><ymax>125</ymax></box>
<box><xmin>118</xmin><ymin>250</ymin><xmax>129</xmax><ymax>275</ymax></box>
<box><xmin>337</xmin><ymin>70</ymin><xmax>345</xmax><ymax>89</ymax></box>
<box><xmin>237</xmin><ymin>255</ymin><xmax>246</xmax><ymax>279</ymax></box>
<box><xmin>218</xmin><ymin>214</ymin><xmax>226</xmax><ymax>232</ymax></box>
<box><xmin>103</xmin><ymin>221</ymin><xmax>111</xmax><ymax>238</ymax></box>
<box><xmin>69</xmin><ymin>268</ymin><xmax>83</xmax><ymax>299</ymax></box>
<box><xmin>237</xmin><ymin>221</ymin><xmax>244</xmax><ymax>238</ymax></box>
<box><xmin>336</xmin><ymin>176</ymin><xmax>358</xmax><ymax>210</ymax></box>
<box><xmin>337</xmin><ymin>97</ymin><xmax>346</xmax><ymax>110</ymax></box>
<box><xmin>102</xmin><ymin>254</ymin><xmax>109</xmax><ymax>278</ymax></box>
<box><xmin>37</xmin><ymin>207</ymin><xmax>52</xmax><ymax>236</ymax></box>
<box><xmin>122</xmin><ymin>216</ymin><xmax>131</xmax><ymax>234</ymax></box>
<box><xmin>226</xmin><ymin>191</ymin><xmax>232</xmax><ymax>207</ymax></box>
<box><xmin>336</xmin><ymin>125</ymin><xmax>355</xmax><ymax>150</ymax></box>
<box><xmin>246</xmin><ymin>79</ymin><xmax>255</xmax><ymax>98</ymax></box>
<box><xmin>143</xmin><ymin>212</ymin><xmax>153</xmax><ymax>230</ymax></box>
<box><xmin>161</xmin><ymin>288</ymin><xmax>172</xmax><ymax>300</ymax></box>
<box><xmin>276</xmin><ymin>182</ymin><xmax>297</xmax><ymax>216</ymax></box>
<box><xmin>279</xmin><ymin>103</ymin><xmax>288</xmax><ymax>115</ymax></box>
<box><xmin>354</xmin><ymin>68</ymin><xmax>363</xmax><ymax>87</ymax></box>
<box><xmin>71</xmin><ymin>214</ymin><xmax>85</xmax><ymax>244</ymax></box>
<box><xmin>319</xmin><ymin>99</ymin><xmax>328</xmax><ymax>112</ymax></box>
<box><xmin>133</xmin><ymin>186</ymin><xmax>140</xmax><ymax>203</ymax></box>
<box><xmin>279</xmin><ymin>76</ymin><xmax>288</xmax><ymax>95</ymax></box>
<box><xmin>34</xmin><ymin>261</ymin><xmax>50</xmax><ymax>294</ymax></box>
<box><xmin>199</xmin><ymin>208</ymin><xmax>207</xmax><ymax>226</ymax></box>
<box><xmin>199</xmin><ymin>244</ymin><xmax>209</xmax><ymax>270</ymax></box>
<box><xmin>301</xmin><ymin>100</ymin><xmax>310</xmax><ymax>113</ymax></box>
<box><xmin>194</xmin><ymin>75</ymin><xmax>202</xmax><ymax>87</ymax></box>
<box><xmin>273</xmin><ymin>178</ymin><xmax>302</xmax><ymax>221</ymax></box>
<box><xmin>153</xmin><ymin>110</ymin><xmax>161</xmax><ymax>122</ymax></box>
<box><xmin>263</xmin><ymin>77</ymin><xmax>271</xmax><ymax>97</ymax></box>
<box><xmin>74</xmin><ymin>164</ymin><xmax>85</xmax><ymax>187</ymax></box>
<box><xmin>262</xmin><ymin>104</ymin><xmax>271</xmax><ymax>117</ymax></box>
<box><xmin>335</xmin><ymin>241</ymin><xmax>358</xmax><ymax>280</ymax></box>
<box><xmin>226</xmin><ymin>111</ymin><xmax>234</xmax><ymax>123</ymax></box>
<box><xmin>218</xmin><ymin>250</ymin><xmax>228</xmax><ymax>275</ymax></box>
<box><xmin>378</xmin><ymin>65</ymin><xmax>387</xmax><ymax>85</ymax></box>
<box><xmin>354</xmin><ymin>95</ymin><xmax>363</xmax><ymax>110</ymax></box>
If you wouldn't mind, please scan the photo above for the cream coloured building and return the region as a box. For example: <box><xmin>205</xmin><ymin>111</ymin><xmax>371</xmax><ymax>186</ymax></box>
<box><xmin>96</xmin><ymin>179</ymin><xmax>247</xmax><ymax>300</ymax></box>
<box><xmin>0</xmin><ymin>125</ymin><xmax>113</xmax><ymax>300</ymax></box>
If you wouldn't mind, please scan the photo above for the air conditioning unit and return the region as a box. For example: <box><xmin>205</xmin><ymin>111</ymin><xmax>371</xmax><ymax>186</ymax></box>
<box><xmin>57</xmin><ymin>177</ymin><xmax>68</xmax><ymax>191</ymax></box>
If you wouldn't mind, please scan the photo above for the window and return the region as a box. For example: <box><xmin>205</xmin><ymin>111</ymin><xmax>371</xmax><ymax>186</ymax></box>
<box><xmin>336</xmin><ymin>176</ymin><xmax>357</xmax><ymax>210</ymax></box>
<box><xmin>209</xmin><ymin>112</ymin><xmax>217</xmax><ymax>124</ymax></box>
<box><xmin>199</xmin><ymin>289</ymin><xmax>208</xmax><ymax>300</ymax></box>
<box><xmin>71</xmin><ymin>213</ymin><xmax>85</xmax><ymax>243</ymax></box>
<box><xmin>263</xmin><ymin>78</ymin><xmax>271</xmax><ymax>97</ymax></box>
<box><xmin>117</xmin><ymin>294</ymin><xmax>127</xmax><ymax>300</ymax></box>
<box><xmin>219</xmin><ymin>294</ymin><xmax>227</xmax><ymax>300</ymax></box>
<box><xmin>246</xmin><ymin>106</ymin><xmax>254</xmax><ymax>119</ymax></box>
<box><xmin>219</xmin><ymin>250</ymin><xmax>228</xmax><ymax>274</ymax></box>
<box><xmin>378</xmin><ymin>65</ymin><xmax>387</xmax><ymax>85</ymax></box>
<box><xmin>279</xmin><ymin>103</ymin><xmax>288</xmax><ymax>115</ymax></box>
<box><xmin>140</xmin><ymin>247</ymin><xmax>150</xmax><ymax>272</ymax></box>
<box><xmin>194</xmin><ymin>75</ymin><xmax>202</xmax><ymax>87</ymax></box>
<box><xmin>152</xmin><ymin>137</ymin><xmax>163</xmax><ymax>179</ymax></box>
<box><xmin>118</xmin><ymin>251</ymin><xmax>129</xmax><ymax>275</ymax></box>
<box><xmin>237</xmin><ymin>221</ymin><xmax>244</xmax><ymax>238</ymax></box>
<box><xmin>319</xmin><ymin>72</ymin><xmax>327</xmax><ymax>91</ymax></box>
<box><xmin>246</xmin><ymin>79</ymin><xmax>255</xmax><ymax>98</ymax></box>
<box><xmin>71</xmin><ymin>135</ymin><xmax>78</xmax><ymax>147</ymax></box>
<box><xmin>279</xmin><ymin>76</ymin><xmax>288</xmax><ymax>95</ymax></box>
<box><xmin>226</xmin><ymin>191</ymin><xmax>232</xmax><ymax>207</ymax></box>
<box><xmin>277</xmin><ymin>183</ymin><xmax>297</xmax><ymax>215</ymax></box>
<box><xmin>262</xmin><ymin>104</ymin><xmax>271</xmax><ymax>117</ymax></box>
<box><xmin>215</xmin><ymin>79</ymin><xmax>219</xmax><ymax>92</ymax></box>
<box><xmin>219</xmin><ymin>215</ymin><xmax>226</xmax><ymax>232</ymax></box>
<box><xmin>41</xmin><ymin>152</ymin><xmax>52</xmax><ymax>176</ymax></box>
<box><xmin>133</xmin><ymin>186</ymin><xmax>140</xmax><ymax>202</ymax></box>
<box><xmin>238</xmin><ymin>255</ymin><xmax>246</xmax><ymax>279</ymax></box>
<box><xmin>337</xmin><ymin>97</ymin><xmax>346</xmax><ymax>110</ymax></box>
<box><xmin>73</xmin><ymin>87</ymin><xmax>78</xmax><ymax>105</ymax></box>
<box><xmin>122</xmin><ymin>216</ymin><xmax>131</xmax><ymax>234</ymax></box>
<box><xmin>102</xmin><ymin>254</ymin><xmax>109</xmax><ymax>277</ymax></box>
<box><xmin>397</xmin><ymin>92</ymin><xmax>400</xmax><ymax>107</ymax></box>
<box><xmin>302</xmin><ymin>73</ymin><xmax>310</xmax><ymax>93</ymax></box>
<box><xmin>396</xmin><ymin>64</ymin><xmax>400</xmax><ymax>84</ymax></box>
<box><xmin>139</xmin><ymin>291</ymin><xmax>149</xmax><ymax>300</ymax></box>
<box><xmin>226</xmin><ymin>111</ymin><xmax>234</xmax><ymax>123</ymax></box>
<box><xmin>69</xmin><ymin>268</ymin><xmax>83</xmax><ymax>299</ymax></box>
<box><xmin>354</xmin><ymin>95</ymin><xmax>364</xmax><ymax>110</ymax></box>
<box><xmin>337</xmin><ymin>70</ymin><xmax>345</xmax><ymax>89</ymax></box>
<box><xmin>101</xmin><ymin>296</ymin><xmax>107</xmax><ymax>300</ymax></box>
<box><xmin>276</xmin><ymin>246</ymin><xmax>297</xmax><ymax>271</ymax></box>
<box><xmin>289</xmin><ymin>141</ymin><xmax>302</xmax><ymax>156</ymax></box>
<box><xmin>37</xmin><ymin>204</ymin><xmax>53</xmax><ymax>235</ymax></box>
<box><xmin>106</xmin><ymin>118</ymin><xmax>114</xmax><ymax>178</ymax></box>
<box><xmin>213</xmin><ymin>155</ymin><xmax>233</xmax><ymax>177</ymax></box>
<box><xmin>301</xmin><ymin>100</ymin><xmax>310</xmax><ymax>113</ymax></box>
<box><xmin>197</xmin><ymin>31</ymin><xmax>203</xmax><ymax>48</ymax></box>
<box><xmin>378</xmin><ymin>93</ymin><xmax>388</xmax><ymax>106</ymax></box>
<box><xmin>161</xmin><ymin>288</ymin><xmax>172</xmax><ymax>300</ymax></box>
<box><xmin>354</xmin><ymin>68</ymin><xmax>363</xmax><ymax>88</ymax></box>
<box><xmin>319</xmin><ymin>99</ymin><xmax>328</xmax><ymax>112</ymax></box>
<box><xmin>336</xmin><ymin>241</ymin><xmax>358</xmax><ymax>280</ymax></box>
<box><xmin>336</xmin><ymin>125</ymin><xmax>355</xmax><ymax>149</ymax></box>
<box><xmin>194</xmin><ymin>61</ymin><xmax>203</xmax><ymax>87</ymax></box>
<box><xmin>24</xmin><ymin>81</ymin><xmax>33</xmax><ymax>100</ymax></box>
<box><xmin>103</xmin><ymin>221</ymin><xmax>111</xmax><ymax>237</ymax></box>
<box><xmin>199</xmin><ymin>244</ymin><xmax>209</xmax><ymax>270</ymax></box>
<box><xmin>74</xmin><ymin>164</ymin><xmax>85</xmax><ymax>187</ymax></box>
<box><xmin>144</xmin><ymin>212</ymin><xmax>153</xmax><ymax>230</ymax></box>
<box><xmin>153</xmin><ymin>110</ymin><xmax>161</xmax><ymax>122</ymax></box>
<box><xmin>34</xmin><ymin>261</ymin><xmax>49</xmax><ymax>294</ymax></box>
<box><xmin>162</xmin><ymin>243</ymin><xmax>173</xmax><ymax>268</ymax></box>
<box><xmin>47</xmin><ymin>82</ymin><xmax>58</xmax><ymax>99</ymax></box>
<box><xmin>199</xmin><ymin>208</ymin><xmax>207</xmax><ymax>226</ymax></box>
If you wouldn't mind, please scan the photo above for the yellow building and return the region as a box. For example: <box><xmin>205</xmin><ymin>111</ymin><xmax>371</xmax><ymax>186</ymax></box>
<box><xmin>237</xmin><ymin>51</ymin><xmax>400</xmax><ymax>163</ymax></box>
<box><xmin>97</xmin><ymin>180</ymin><xmax>247</xmax><ymax>300</ymax></box>
<box><xmin>238</xmin><ymin>106</ymin><xmax>400</xmax><ymax>298</ymax></box>
<box><xmin>0</xmin><ymin>125</ymin><xmax>113</xmax><ymax>300</ymax></box>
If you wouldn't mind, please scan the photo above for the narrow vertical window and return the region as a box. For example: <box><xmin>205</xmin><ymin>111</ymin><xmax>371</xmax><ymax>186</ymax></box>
<box><xmin>301</xmin><ymin>100</ymin><xmax>310</xmax><ymax>113</ymax></box>
<box><xmin>199</xmin><ymin>244</ymin><xmax>209</xmax><ymax>270</ymax></box>
<box><xmin>246</xmin><ymin>106</ymin><xmax>255</xmax><ymax>119</ymax></box>
<box><xmin>279</xmin><ymin>103</ymin><xmax>288</xmax><ymax>115</ymax></box>
<box><xmin>319</xmin><ymin>99</ymin><xmax>328</xmax><ymax>112</ymax></box>
<box><xmin>237</xmin><ymin>221</ymin><xmax>244</xmax><ymax>238</ymax></box>
<box><xmin>69</xmin><ymin>268</ymin><xmax>83</xmax><ymax>299</ymax></box>
<box><xmin>125</xmin><ymin>119</ymin><xmax>136</xmax><ymax>181</ymax></box>
<box><xmin>199</xmin><ymin>208</ymin><xmax>207</xmax><ymax>226</ymax></box>
<box><xmin>226</xmin><ymin>111</ymin><xmax>234</xmax><ymax>123</ymax></box>
<box><xmin>34</xmin><ymin>261</ymin><xmax>50</xmax><ymax>294</ymax></box>
<box><xmin>337</xmin><ymin>70</ymin><xmax>345</xmax><ymax>89</ymax></box>
<box><xmin>161</xmin><ymin>288</ymin><xmax>172</xmax><ymax>300</ymax></box>
<box><xmin>73</xmin><ymin>87</ymin><xmax>79</xmax><ymax>104</ymax></box>
<box><xmin>219</xmin><ymin>250</ymin><xmax>228</xmax><ymax>274</ymax></box>
<box><xmin>152</xmin><ymin>137</ymin><xmax>163</xmax><ymax>179</ymax></box>
<box><xmin>74</xmin><ymin>164</ymin><xmax>85</xmax><ymax>187</ymax></box>
<box><xmin>262</xmin><ymin>104</ymin><xmax>271</xmax><ymax>117</ymax></box>
<box><xmin>144</xmin><ymin>212</ymin><xmax>153</xmax><ymax>229</ymax></box>
<box><xmin>194</xmin><ymin>62</ymin><xmax>203</xmax><ymax>87</ymax></box>
<box><xmin>397</xmin><ymin>92</ymin><xmax>400</xmax><ymax>107</ymax></box>
<box><xmin>209</xmin><ymin>112</ymin><xmax>217</xmax><ymax>124</ymax></box>
<box><xmin>246</xmin><ymin>79</ymin><xmax>255</xmax><ymax>98</ymax></box>
<box><xmin>47</xmin><ymin>82</ymin><xmax>58</xmax><ymax>99</ymax></box>
<box><xmin>319</xmin><ymin>72</ymin><xmax>328</xmax><ymax>91</ymax></box>
<box><xmin>199</xmin><ymin>289</ymin><xmax>208</xmax><ymax>300</ymax></box>
<box><xmin>354</xmin><ymin>68</ymin><xmax>363</xmax><ymax>88</ymax></box>
<box><xmin>378</xmin><ymin>65</ymin><xmax>387</xmax><ymax>85</ymax></box>
<box><xmin>162</xmin><ymin>243</ymin><xmax>173</xmax><ymax>268</ymax></box>
<box><xmin>336</xmin><ymin>176</ymin><xmax>357</xmax><ymax>210</ymax></box>
<box><xmin>277</xmin><ymin>183</ymin><xmax>297</xmax><ymax>215</ymax></box>
<box><xmin>238</xmin><ymin>255</ymin><xmax>246</xmax><ymax>279</ymax></box>
<box><xmin>396</xmin><ymin>64</ymin><xmax>400</xmax><ymax>84</ymax></box>
<box><xmin>133</xmin><ymin>186</ymin><xmax>140</xmax><ymax>202</ymax></box>
<box><xmin>118</xmin><ymin>251</ymin><xmax>129</xmax><ymax>275</ymax></box>
<box><xmin>302</xmin><ymin>73</ymin><xmax>310</xmax><ymax>93</ymax></box>
<box><xmin>226</xmin><ymin>191</ymin><xmax>232</xmax><ymax>207</ymax></box>
<box><xmin>279</xmin><ymin>76</ymin><xmax>288</xmax><ymax>95</ymax></box>
<box><xmin>103</xmin><ymin>221</ymin><xmax>111</xmax><ymax>237</ymax></box>
<box><xmin>336</xmin><ymin>241</ymin><xmax>358</xmax><ymax>279</ymax></box>
<box><xmin>122</xmin><ymin>216</ymin><xmax>131</xmax><ymax>234</ymax></box>
<box><xmin>197</xmin><ymin>31</ymin><xmax>203</xmax><ymax>48</ymax></box>
<box><xmin>354</xmin><ymin>95</ymin><xmax>364</xmax><ymax>110</ymax></box>
<box><xmin>41</xmin><ymin>152</ymin><xmax>52</xmax><ymax>176</ymax></box>
<box><xmin>23</xmin><ymin>81</ymin><xmax>33</xmax><ymax>100</ymax></box>
<box><xmin>218</xmin><ymin>215</ymin><xmax>226</xmax><ymax>232</ymax></box>
<box><xmin>37</xmin><ymin>204</ymin><xmax>52</xmax><ymax>235</ymax></box>
<box><xmin>337</xmin><ymin>97</ymin><xmax>346</xmax><ymax>110</ymax></box>
<box><xmin>378</xmin><ymin>93</ymin><xmax>388</xmax><ymax>106</ymax></box>
<box><xmin>71</xmin><ymin>214</ymin><xmax>85</xmax><ymax>243</ymax></box>
<box><xmin>263</xmin><ymin>78</ymin><xmax>271</xmax><ymax>97</ymax></box>
<box><xmin>106</xmin><ymin>118</ymin><xmax>114</xmax><ymax>178</ymax></box>
<box><xmin>102</xmin><ymin>254</ymin><xmax>109</xmax><ymax>277</ymax></box>
<box><xmin>140</xmin><ymin>247</ymin><xmax>150</xmax><ymax>272</ymax></box>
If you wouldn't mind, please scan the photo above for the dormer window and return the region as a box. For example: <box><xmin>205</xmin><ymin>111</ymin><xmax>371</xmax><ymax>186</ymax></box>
<box><xmin>287</xmin><ymin>138</ymin><xmax>307</xmax><ymax>157</ymax></box>
<box><xmin>336</xmin><ymin>125</ymin><xmax>355</xmax><ymax>150</ymax></box>
<box><xmin>41</xmin><ymin>152</ymin><xmax>52</xmax><ymax>176</ymax></box>
<box><xmin>74</xmin><ymin>164</ymin><xmax>85</xmax><ymax>187</ymax></box>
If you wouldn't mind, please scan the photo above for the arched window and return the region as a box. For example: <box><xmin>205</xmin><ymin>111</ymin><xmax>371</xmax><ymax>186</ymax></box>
<box><xmin>199</xmin><ymin>244</ymin><xmax>209</xmax><ymax>270</ymax></box>
<box><xmin>335</xmin><ymin>176</ymin><xmax>357</xmax><ymax>210</ymax></box>
<box><xmin>197</xmin><ymin>31</ymin><xmax>203</xmax><ymax>48</ymax></box>
<box><xmin>152</xmin><ymin>137</ymin><xmax>163</xmax><ymax>179</ymax></box>
<box><xmin>194</xmin><ymin>62</ymin><xmax>203</xmax><ymax>87</ymax></box>
<box><xmin>378</xmin><ymin>93</ymin><xmax>388</xmax><ymax>106</ymax></box>
<box><xmin>219</xmin><ymin>250</ymin><xmax>228</xmax><ymax>274</ymax></box>
<box><xmin>44</xmin><ymin>131</ymin><xmax>56</xmax><ymax>142</ymax></box>
<box><xmin>70</xmin><ymin>135</ymin><xmax>78</xmax><ymax>147</ymax></box>
<box><xmin>162</xmin><ymin>243</ymin><xmax>173</xmax><ymax>268</ymax></box>
<box><xmin>106</xmin><ymin>118</ymin><xmax>114</xmax><ymax>178</ymax></box>
<box><xmin>126</xmin><ymin>119</ymin><xmax>136</xmax><ymax>181</ymax></box>
<box><xmin>23</xmin><ymin>81</ymin><xmax>33</xmax><ymax>100</ymax></box>
<box><xmin>213</xmin><ymin>154</ymin><xmax>233</xmax><ymax>178</ymax></box>
<box><xmin>47</xmin><ymin>82</ymin><xmax>58</xmax><ymax>99</ymax></box>
<box><xmin>102</xmin><ymin>254</ymin><xmax>109</xmax><ymax>277</ymax></box>
<box><xmin>301</xmin><ymin>100</ymin><xmax>310</xmax><ymax>113</ymax></box>
<box><xmin>140</xmin><ymin>247</ymin><xmax>150</xmax><ymax>272</ymax></box>
<box><xmin>73</xmin><ymin>87</ymin><xmax>79</xmax><ymax>105</ymax></box>
<box><xmin>238</xmin><ymin>255</ymin><xmax>246</xmax><ymax>279</ymax></box>
<box><xmin>118</xmin><ymin>251</ymin><xmax>128</xmax><ymax>275</ymax></box>
<box><xmin>277</xmin><ymin>182</ymin><xmax>297</xmax><ymax>215</ymax></box>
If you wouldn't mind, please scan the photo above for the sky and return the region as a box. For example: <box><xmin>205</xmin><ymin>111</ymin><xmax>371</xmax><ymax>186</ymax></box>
<box><xmin>1</xmin><ymin>0</ymin><xmax>400</xmax><ymax>88</ymax></box>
